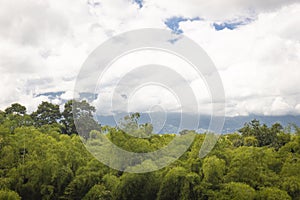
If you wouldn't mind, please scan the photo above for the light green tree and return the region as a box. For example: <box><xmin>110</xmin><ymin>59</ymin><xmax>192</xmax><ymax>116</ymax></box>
<box><xmin>216</xmin><ymin>182</ymin><xmax>256</xmax><ymax>200</ymax></box>
<box><xmin>258</xmin><ymin>187</ymin><xmax>291</xmax><ymax>200</ymax></box>
<box><xmin>202</xmin><ymin>155</ymin><xmax>226</xmax><ymax>186</ymax></box>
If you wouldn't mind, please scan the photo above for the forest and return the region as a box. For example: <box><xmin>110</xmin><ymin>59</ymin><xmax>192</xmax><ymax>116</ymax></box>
<box><xmin>0</xmin><ymin>101</ymin><xmax>300</xmax><ymax>200</ymax></box>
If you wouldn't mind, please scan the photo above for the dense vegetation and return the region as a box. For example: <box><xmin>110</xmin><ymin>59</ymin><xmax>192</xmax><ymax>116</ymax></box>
<box><xmin>1</xmin><ymin>101</ymin><xmax>300</xmax><ymax>200</ymax></box>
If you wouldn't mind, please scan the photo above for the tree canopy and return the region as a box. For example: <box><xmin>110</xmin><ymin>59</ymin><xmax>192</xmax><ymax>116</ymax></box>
<box><xmin>0</xmin><ymin>102</ymin><xmax>299</xmax><ymax>199</ymax></box>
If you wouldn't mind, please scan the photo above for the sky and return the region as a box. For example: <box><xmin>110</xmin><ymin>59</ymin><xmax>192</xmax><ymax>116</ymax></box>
<box><xmin>0</xmin><ymin>0</ymin><xmax>300</xmax><ymax>116</ymax></box>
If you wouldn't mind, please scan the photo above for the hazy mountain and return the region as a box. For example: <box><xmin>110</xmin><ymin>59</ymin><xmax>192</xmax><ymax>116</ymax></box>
<box><xmin>34</xmin><ymin>92</ymin><xmax>300</xmax><ymax>133</ymax></box>
<box><xmin>97</xmin><ymin>113</ymin><xmax>300</xmax><ymax>134</ymax></box>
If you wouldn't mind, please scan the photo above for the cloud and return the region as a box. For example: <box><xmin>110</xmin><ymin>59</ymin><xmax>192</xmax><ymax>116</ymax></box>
<box><xmin>179</xmin><ymin>3</ymin><xmax>300</xmax><ymax>116</ymax></box>
<box><xmin>0</xmin><ymin>0</ymin><xmax>105</xmax><ymax>111</ymax></box>
<box><xmin>148</xmin><ymin>0</ymin><xmax>299</xmax><ymax>20</ymax></box>
<box><xmin>0</xmin><ymin>0</ymin><xmax>299</xmax><ymax>117</ymax></box>
<box><xmin>91</xmin><ymin>49</ymin><xmax>211</xmax><ymax>115</ymax></box>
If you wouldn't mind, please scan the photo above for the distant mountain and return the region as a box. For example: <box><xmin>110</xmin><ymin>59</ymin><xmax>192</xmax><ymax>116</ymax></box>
<box><xmin>34</xmin><ymin>91</ymin><xmax>300</xmax><ymax>133</ymax></box>
<box><xmin>35</xmin><ymin>91</ymin><xmax>98</xmax><ymax>103</ymax></box>
<box><xmin>35</xmin><ymin>91</ymin><xmax>65</xmax><ymax>100</ymax></box>
<box><xmin>97</xmin><ymin>113</ymin><xmax>300</xmax><ymax>134</ymax></box>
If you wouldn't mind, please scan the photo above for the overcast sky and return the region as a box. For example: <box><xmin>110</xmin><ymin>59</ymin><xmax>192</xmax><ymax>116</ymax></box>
<box><xmin>0</xmin><ymin>0</ymin><xmax>300</xmax><ymax>116</ymax></box>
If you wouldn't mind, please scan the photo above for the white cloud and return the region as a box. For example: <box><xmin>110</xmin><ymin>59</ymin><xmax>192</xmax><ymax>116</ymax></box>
<box><xmin>61</xmin><ymin>90</ymin><xmax>75</xmax><ymax>100</ymax></box>
<box><xmin>179</xmin><ymin>3</ymin><xmax>300</xmax><ymax>116</ymax></box>
<box><xmin>148</xmin><ymin>0</ymin><xmax>299</xmax><ymax>20</ymax></box>
<box><xmin>0</xmin><ymin>0</ymin><xmax>299</xmax><ymax>117</ymax></box>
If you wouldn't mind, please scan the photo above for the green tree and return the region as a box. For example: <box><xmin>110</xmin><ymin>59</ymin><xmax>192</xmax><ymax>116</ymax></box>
<box><xmin>62</xmin><ymin>100</ymin><xmax>98</xmax><ymax>135</ymax></box>
<box><xmin>225</xmin><ymin>147</ymin><xmax>279</xmax><ymax>188</ymax></box>
<box><xmin>114</xmin><ymin>173</ymin><xmax>159</xmax><ymax>200</ymax></box>
<box><xmin>61</xmin><ymin>100</ymin><xmax>77</xmax><ymax>135</ymax></box>
<box><xmin>5</xmin><ymin>103</ymin><xmax>26</xmax><ymax>116</ymax></box>
<box><xmin>83</xmin><ymin>184</ymin><xmax>111</xmax><ymax>200</ymax></box>
<box><xmin>239</xmin><ymin>120</ymin><xmax>279</xmax><ymax>147</ymax></box>
<box><xmin>63</xmin><ymin>158</ymin><xmax>107</xmax><ymax>200</ymax></box>
<box><xmin>180</xmin><ymin>172</ymin><xmax>201</xmax><ymax>200</ymax></box>
<box><xmin>226</xmin><ymin>133</ymin><xmax>243</xmax><ymax>147</ymax></box>
<box><xmin>258</xmin><ymin>187</ymin><xmax>291</xmax><ymax>200</ymax></box>
<box><xmin>0</xmin><ymin>110</ymin><xmax>5</xmax><ymax>121</ymax></box>
<box><xmin>157</xmin><ymin>167</ymin><xmax>187</xmax><ymax>200</ymax></box>
<box><xmin>271</xmin><ymin>132</ymin><xmax>291</xmax><ymax>150</ymax></box>
<box><xmin>243</xmin><ymin>136</ymin><xmax>258</xmax><ymax>147</ymax></box>
<box><xmin>282</xmin><ymin>177</ymin><xmax>300</xmax><ymax>199</ymax></box>
<box><xmin>118</xmin><ymin>113</ymin><xmax>140</xmax><ymax>136</ymax></box>
<box><xmin>0</xmin><ymin>190</ymin><xmax>21</xmax><ymax>200</ymax></box>
<box><xmin>202</xmin><ymin>155</ymin><xmax>225</xmax><ymax>187</ymax></box>
<box><xmin>1</xmin><ymin>113</ymin><xmax>300</xmax><ymax>200</ymax></box>
<box><xmin>217</xmin><ymin>182</ymin><xmax>256</xmax><ymax>200</ymax></box>
<box><xmin>102</xmin><ymin>174</ymin><xmax>119</xmax><ymax>192</ymax></box>
<box><xmin>72</xmin><ymin>100</ymin><xmax>100</xmax><ymax>138</ymax></box>
<box><xmin>31</xmin><ymin>102</ymin><xmax>61</xmax><ymax>127</ymax></box>
<box><xmin>2</xmin><ymin>104</ymin><xmax>33</xmax><ymax>132</ymax></box>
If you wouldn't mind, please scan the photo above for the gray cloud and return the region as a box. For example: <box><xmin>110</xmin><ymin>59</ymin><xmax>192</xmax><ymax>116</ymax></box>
<box><xmin>0</xmin><ymin>0</ymin><xmax>299</xmax><ymax>117</ymax></box>
<box><xmin>0</xmin><ymin>0</ymin><xmax>70</xmax><ymax>47</ymax></box>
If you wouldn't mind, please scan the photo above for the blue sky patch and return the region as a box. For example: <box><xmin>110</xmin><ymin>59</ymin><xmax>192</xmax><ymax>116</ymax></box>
<box><xmin>165</xmin><ymin>16</ymin><xmax>202</xmax><ymax>34</ymax></box>
<box><xmin>35</xmin><ymin>91</ymin><xmax>65</xmax><ymax>100</ymax></box>
<box><xmin>133</xmin><ymin>0</ymin><xmax>143</xmax><ymax>8</ymax></box>
<box><xmin>87</xmin><ymin>0</ymin><xmax>101</xmax><ymax>7</ymax></box>
<box><xmin>213</xmin><ymin>18</ymin><xmax>253</xmax><ymax>31</ymax></box>
<box><xmin>167</xmin><ymin>36</ymin><xmax>183</xmax><ymax>44</ymax></box>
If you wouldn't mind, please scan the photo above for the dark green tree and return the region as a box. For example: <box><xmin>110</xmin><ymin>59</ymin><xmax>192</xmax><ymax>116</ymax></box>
<box><xmin>73</xmin><ymin>100</ymin><xmax>96</xmax><ymax>118</ymax></box>
<box><xmin>31</xmin><ymin>102</ymin><xmax>61</xmax><ymax>127</ymax></box>
<box><xmin>239</xmin><ymin>119</ymin><xmax>279</xmax><ymax>147</ymax></box>
<box><xmin>282</xmin><ymin>177</ymin><xmax>300</xmax><ymax>199</ymax></box>
<box><xmin>61</xmin><ymin>100</ymin><xmax>77</xmax><ymax>135</ymax></box>
<box><xmin>71</xmin><ymin>100</ymin><xmax>100</xmax><ymax>137</ymax></box>
<box><xmin>2</xmin><ymin>104</ymin><xmax>33</xmax><ymax>132</ymax></box>
<box><xmin>5</xmin><ymin>103</ymin><xmax>26</xmax><ymax>115</ymax></box>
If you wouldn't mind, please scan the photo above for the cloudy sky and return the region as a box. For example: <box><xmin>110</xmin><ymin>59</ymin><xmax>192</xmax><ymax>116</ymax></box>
<box><xmin>0</xmin><ymin>0</ymin><xmax>300</xmax><ymax>116</ymax></box>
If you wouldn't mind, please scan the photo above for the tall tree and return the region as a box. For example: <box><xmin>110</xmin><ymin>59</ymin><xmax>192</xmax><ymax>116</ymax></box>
<box><xmin>5</xmin><ymin>103</ymin><xmax>26</xmax><ymax>115</ymax></box>
<box><xmin>239</xmin><ymin>119</ymin><xmax>279</xmax><ymax>147</ymax></box>
<box><xmin>3</xmin><ymin>104</ymin><xmax>33</xmax><ymax>132</ymax></box>
<box><xmin>31</xmin><ymin>102</ymin><xmax>61</xmax><ymax>127</ymax></box>
<box><xmin>62</xmin><ymin>100</ymin><xmax>98</xmax><ymax>135</ymax></box>
<box><xmin>61</xmin><ymin>100</ymin><xmax>76</xmax><ymax>135</ymax></box>
<box><xmin>71</xmin><ymin>100</ymin><xmax>100</xmax><ymax>137</ymax></box>
<box><xmin>202</xmin><ymin>156</ymin><xmax>226</xmax><ymax>187</ymax></box>
<box><xmin>72</xmin><ymin>100</ymin><xmax>96</xmax><ymax>118</ymax></box>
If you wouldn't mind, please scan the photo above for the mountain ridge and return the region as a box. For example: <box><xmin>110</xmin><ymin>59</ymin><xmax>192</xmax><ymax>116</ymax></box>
<box><xmin>97</xmin><ymin>113</ymin><xmax>300</xmax><ymax>134</ymax></box>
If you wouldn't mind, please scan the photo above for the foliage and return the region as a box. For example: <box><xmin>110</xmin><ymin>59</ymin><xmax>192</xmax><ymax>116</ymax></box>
<box><xmin>0</xmin><ymin>189</ymin><xmax>21</xmax><ymax>200</ymax></box>
<box><xmin>257</xmin><ymin>187</ymin><xmax>291</xmax><ymax>200</ymax></box>
<box><xmin>31</xmin><ymin>101</ymin><xmax>61</xmax><ymax>127</ymax></box>
<box><xmin>61</xmin><ymin>100</ymin><xmax>77</xmax><ymax>135</ymax></box>
<box><xmin>83</xmin><ymin>184</ymin><xmax>112</xmax><ymax>200</ymax></box>
<box><xmin>202</xmin><ymin>156</ymin><xmax>225</xmax><ymax>187</ymax></box>
<box><xmin>216</xmin><ymin>182</ymin><xmax>256</xmax><ymax>200</ymax></box>
<box><xmin>5</xmin><ymin>103</ymin><xmax>26</xmax><ymax>116</ymax></box>
<box><xmin>0</xmin><ymin>102</ymin><xmax>299</xmax><ymax>199</ymax></box>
